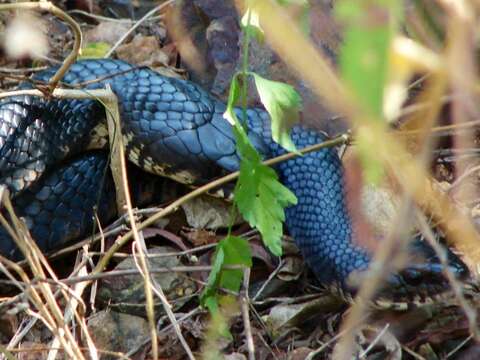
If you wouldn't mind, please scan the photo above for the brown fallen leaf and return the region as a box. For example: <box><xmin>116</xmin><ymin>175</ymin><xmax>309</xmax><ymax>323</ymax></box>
<box><xmin>181</xmin><ymin>227</ymin><xmax>218</xmax><ymax>247</ymax></box>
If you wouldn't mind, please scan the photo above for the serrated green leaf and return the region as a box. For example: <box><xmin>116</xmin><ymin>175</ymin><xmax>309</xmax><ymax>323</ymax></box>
<box><xmin>252</xmin><ymin>74</ymin><xmax>301</xmax><ymax>153</ymax></box>
<box><xmin>241</xmin><ymin>8</ymin><xmax>264</xmax><ymax>43</ymax></box>
<box><xmin>80</xmin><ymin>42</ymin><xmax>111</xmax><ymax>59</ymax></box>
<box><xmin>233</xmin><ymin>127</ymin><xmax>297</xmax><ymax>256</ymax></box>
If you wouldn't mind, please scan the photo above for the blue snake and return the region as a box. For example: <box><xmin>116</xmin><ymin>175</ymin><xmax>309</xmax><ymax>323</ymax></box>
<box><xmin>0</xmin><ymin>59</ymin><xmax>468</xmax><ymax>296</ymax></box>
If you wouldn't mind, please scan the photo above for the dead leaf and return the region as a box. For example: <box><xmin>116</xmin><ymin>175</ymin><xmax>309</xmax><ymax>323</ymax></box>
<box><xmin>142</xmin><ymin>227</ymin><xmax>189</xmax><ymax>251</ymax></box>
<box><xmin>181</xmin><ymin>227</ymin><xmax>218</xmax><ymax>246</ymax></box>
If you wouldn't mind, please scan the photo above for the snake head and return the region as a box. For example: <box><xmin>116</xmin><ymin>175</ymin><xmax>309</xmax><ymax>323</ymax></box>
<box><xmin>345</xmin><ymin>238</ymin><xmax>470</xmax><ymax>304</ymax></box>
<box><xmin>381</xmin><ymin>239</ymin><xmax>469</xmax><ymax>302</ymax></box>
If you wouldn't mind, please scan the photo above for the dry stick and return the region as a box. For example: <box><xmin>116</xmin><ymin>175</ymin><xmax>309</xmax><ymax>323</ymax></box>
<box><xmin>55</xmin><ymin>265</ymin><xmax>245</xmax><ymax>286</ymax></box>
<box><xmin>252</xmin><ymin>259</ymin><xmax>284</xmax><ymax>302</ymax></box>
<box><xmin>0</xmin><ymin>1</ymin><xmax>81</xmax><ymax>92</ymax></box>
<box><xmin>136</xmin><ymin>244</ymin><xmax>197</xmax><ymax>360</ymax></box>
<box><xmin>68</xmin><ymin>9</ymin><xmax>147</xmax><ymax>23</ymax></box>
<box><xmin>125</xmin><ymin>307</ymin><xmax>203</xmax><ymax>358</ymax></box>
<box><xmin>447</xmin><ymin>163</ymin><xmax>480</xmax><ymax>193</ymax></box>
<box><xmin>401</xmin><ymin>345</ymin><xmax>427</xmax><ymax>360</ymax></box>
<box><xmin>241</xmin><ymin>268</ymin><xmax>255</xmax><ymax>360</ymax></box>
<box><xmin>104</xmin><ymin>0</ymin><xmax>176</xmax><ymax>58</ymax></box>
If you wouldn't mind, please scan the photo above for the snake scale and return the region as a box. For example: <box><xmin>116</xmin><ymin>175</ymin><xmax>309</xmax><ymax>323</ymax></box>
<box><xmin>0</xmin><ymin>59</ymin><xmax>468</xmax><ymax>296</ymax></box>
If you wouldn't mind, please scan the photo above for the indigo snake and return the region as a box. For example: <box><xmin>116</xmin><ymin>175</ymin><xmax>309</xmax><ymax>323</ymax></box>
<box><xmin>0</xmin><ymin>59</ymin><xmax>468</xmax><ymax>297</ymax></box>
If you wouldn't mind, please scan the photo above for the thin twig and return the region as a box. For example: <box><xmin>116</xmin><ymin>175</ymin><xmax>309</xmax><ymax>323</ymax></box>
<box><xmin>252</xmin><ymin>259</ymin><xmax>284</xmax><ymax>302</ymax></box>
<box><xmin>447</xmin><ymin>164</ymin><xmax>480</xmax><ymax>193</ymax></box>
<box><xmin>68</xmin><ymin>9</ymin><xmax>163</xmax><ymax>23</ymax></box>
<box><xmin>241</xmin><ymin>268</ymin><xmax>255</xmax><ymax>360</ymax></box>
<box><xmin>358</xmin><ymin>324</ymin><xmax>390</xmax><ymax>358</ymax></box>
<box><xmin>445</xmin><ymin>334</ymin><xmax>473</xmax><ymax>359</ymax></box>
<box><xmin>57</xmin><ymin>265</ymin><xmax>245</xmax><ymax>285</ymax></box>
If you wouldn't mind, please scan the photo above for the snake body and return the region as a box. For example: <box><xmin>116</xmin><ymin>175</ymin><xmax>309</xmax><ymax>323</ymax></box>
<box><xmin>0</xmin><ymin>59</ymin><xmax>468</xmax><ymax>294</ymax></box>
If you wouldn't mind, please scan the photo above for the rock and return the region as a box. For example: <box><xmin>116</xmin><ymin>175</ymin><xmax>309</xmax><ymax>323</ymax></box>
<box><xmin>97</xmin><ymin>246</ymin><xmax>196</xmax><ymax>317</ymax></box>
<box><xmin>87</xmin><ymin>310</ymin><xmax>149</xmax><ymax>360</ymax></box>
<box><xmin>265</xmin><ymin>295</ymin><xmax>344</xmax><ymax>338</ymax></box>
<box><xmin>224</xmin><ymin>353</ymin><xmax>247</xmax><ymax>360</ymax></box>
<box><xmin>182</xmin><ymin>195</ymin><xmax>241</xmax><ymax>229</ymax></box>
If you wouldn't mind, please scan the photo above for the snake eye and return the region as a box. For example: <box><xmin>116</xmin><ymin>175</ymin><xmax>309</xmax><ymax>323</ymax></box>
<box><xmin>400</xmin><ymin>268</ymin><xmax>423</xmax><ymax>286</ymax></box>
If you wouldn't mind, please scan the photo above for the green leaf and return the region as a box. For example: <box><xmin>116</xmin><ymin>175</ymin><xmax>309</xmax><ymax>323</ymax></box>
<box><xmin>223</xmin><ymin>75</ymin><xmax>241</xmax><ymax>126</ymax></box>
<box><xmin>80</xmin><ymin>42</ymin><xmax>111</xmax><ymax>59</ymax></box>
<box><xmin>336</xmin><ymin>0</ymin><xmax>396</xmax><ymax>118</ymax></box>
<box><xmin>203</xmin><ymin>296</ymin><xmax>219</xmax><ymax>314</ymax></box>
<box><xmin>200</xmin><ymin>236</ymin><xmax>252</xmax><ymax>307</ymax></box>
<box><xmin>220</xmin><ymin>236</ymin><xmax>252</xmax><ymax>291</ymax></box>
<box><xmin>252</xmin><ymin>73</ymin><xmax>301</xmax><ymax>153</ymax></box>
<box><xmin>241</xmin><ymin>8</ymin><xmax>264</xmax><ymax>43</ymax></box>
<box><xmin>233</xmin><ymin>126</ymin><xmax>297</xmax><ymax>256</ymax></box>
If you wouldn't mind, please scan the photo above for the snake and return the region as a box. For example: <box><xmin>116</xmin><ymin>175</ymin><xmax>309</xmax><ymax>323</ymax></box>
<box><xmin>0</xmin><ymin>59</ymin><xmax>469</xmax><ymax>298</ymax></box>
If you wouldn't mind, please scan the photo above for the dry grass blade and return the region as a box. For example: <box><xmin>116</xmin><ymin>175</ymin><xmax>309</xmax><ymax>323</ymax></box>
<box><xmin>0</xmin><ymin>187</ymin><xmax>86</xmax><ymax>359</ymax></box>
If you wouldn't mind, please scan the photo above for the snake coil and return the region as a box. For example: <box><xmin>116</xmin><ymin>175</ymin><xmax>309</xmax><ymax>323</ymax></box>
<box><xmin>0</xmin><ymin>59</ymin><xmax>468</xmax><ymax>297</ymax></box>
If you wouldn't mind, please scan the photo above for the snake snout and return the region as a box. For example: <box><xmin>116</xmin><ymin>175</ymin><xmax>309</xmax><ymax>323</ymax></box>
<box><xmin>381</xmin><ymin>247</ymin><xmax>470</xmax><ymax>302</ymax></box>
